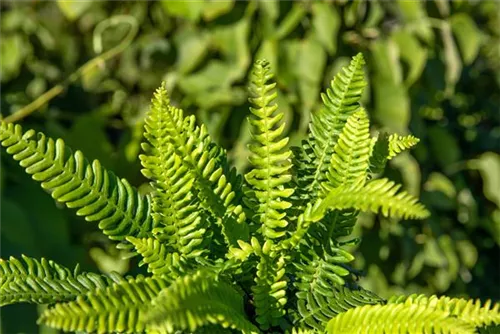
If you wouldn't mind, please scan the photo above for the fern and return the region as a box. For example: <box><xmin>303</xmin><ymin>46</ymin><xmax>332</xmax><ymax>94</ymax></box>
<box><xmin>389</xmin><ymin>294</ymin><xmax>500</xmax><ymax>328</ymax></box>
<box><xmin>1</xmin><ymin>54</ymin><xmax>497</xmax><ymax>334</ymax></box>
<box><xmin>0</xmin><ymin>255</ymin><xmax>120</xmax><ymax>306</ymax></box>
<box><xmin>144</xmin><ymin>270</ymin><xmax>259</xmax><ymax>334</ymax></box>
<box><xmin>0</xmin><ymin>122</ymin><xmax>156</xmax><ymax>243</ymax></box>
<box><xmin>325</xmin><ymin>303</ymin><xmax>476</xmax><ymax>334</ymax></box>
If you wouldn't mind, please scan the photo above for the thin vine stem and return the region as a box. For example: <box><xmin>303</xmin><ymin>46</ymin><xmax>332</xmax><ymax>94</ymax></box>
<box><xmin>2</xmin><ymin>15</ymin><xmax>138</xmax><ymax>124</ymax></box>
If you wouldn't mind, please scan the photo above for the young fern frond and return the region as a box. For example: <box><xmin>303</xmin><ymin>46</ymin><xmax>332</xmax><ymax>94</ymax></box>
<box><xmin>0</xmin><ymin>122</ymin><xmax>156</xmax><ymax>243</ymax></box>
<box><xmin>318</xmin><ymin>178</ymin><xmax>430</xmax><ymax>220</ymax></box>
<box><xmin>38</xmin><ymin>275</ymin><xmax>170</xmax><ymax>334</ymax></box>
<box><xmin>308</xmin><ymin>53</ymin><xmax>366</xmax><ymax>195</ymax></box>
<box><xmin>143</xmin><ymin>270</ymin><xmax>259</xmax><ymax>334</ymax></box>
<box><xmin>325</xmin><ymin>303</ymin><xmax>476</xmax><ymax>334</ymax></box>
<box><xmin>0</xmin><ymin>255</ymin><xmax>120</xmax><ymax>306</ymax></box>
<box><xmin>148</xmin><ymin>86</ymin><xmax>248</xmax><ymax>247</ymax></box>
<box><xmin>322</xmin><ymin>109</ymin><xmax>371</xmax><ymax>193</ymax></box>
<box><xmin>389</xmin><ymin>294</ymin><xmax>500</xmax><ymax>328</ymax></box>
<box><xmin>388</xmin><ymin>134</ymin><xmax>420</xmax><ymax>159</ymax></box>
<box><xmin>245</xmin><ymin>59</ymin><xmax>294</xmax><ymax>240</ymax></box>
<box><xmin>368</xmin><ymin>132</ymin><xmax>390</xmax><ymax>174</ymax></box>
<box><xmin>141</xmin><ymin>88</ymin><xmax>208</xmax><ymax>257</ymax></box>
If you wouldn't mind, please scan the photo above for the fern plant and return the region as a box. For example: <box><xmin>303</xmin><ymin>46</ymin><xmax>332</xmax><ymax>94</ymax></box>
<box><xmin>1</xmin><ymin>53</ymin><xmax>498</xmax><ymax>334</ymax></box>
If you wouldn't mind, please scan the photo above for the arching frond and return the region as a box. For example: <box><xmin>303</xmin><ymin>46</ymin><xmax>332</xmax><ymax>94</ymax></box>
<box><xmin>325</xmin><ymin>303</ymin><xmax>476</xmax><ymax>334</ymax></box>
<box><xmin>318</xmin><ymin>178</ymin><xmax>430</xmax><ymax>220</ymax></box>
<box><xmin>147</xmin><ymin>86</ymin><xmax>248</xmax><ymax>248</ymax></box>
<box><xmin>296</xmin><ymin>282</ymin><xmax>383</xmax><ymax>332</ymax></box>
<box><xmin>38</xmin><ymin>275</ymin><xmax>170</xmax><ymax>334</ymax></box>
<box><xmin>143</xmin><ymin>270</ymin><xmax>259</xmax><ymax>334</ymax></box>
<box><xmin>389</xmin><ymin>294</ymin><xmax>500</xmax><ymax>328</ymax></box>
<box><xmin>140</xmin><ymin>87</ymin><xmax>208</xmax><ymax>256</ymax></box>
<box><xmin>0</xmin><ymin>255</ymin><xmax>119</xmax><ymax>306</ymax></box>
<box><xmin>308</xmin><ymin>53</ymin><xmax>367</xmax><ymax>194</ymax></box>
<box><xmin>322</xmin><ymin>108</ymin><xmax>371</xmax><ymax>193</ymax></box>
<box><xmin>0</xmin><ymin>122</ymin><xmax>156</xmax><ymax>242</ymax></box>
<box><xmin>245</xmin><ymin>59</ymin><xmax>294</xmax><ymax>240</ymax></box>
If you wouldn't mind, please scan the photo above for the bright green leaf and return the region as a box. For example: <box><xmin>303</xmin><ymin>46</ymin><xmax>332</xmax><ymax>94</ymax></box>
<box><xmin>311</xmin><ymin>2</ymin><xmax>340</xmax><ymax>54</ymax></box>
<box><xmin>57</xmin><ymin>0</ymin><xmax>94</xmax><ymax>21</ymax></box>
<box><xmin>160</xmin><ymin>0</ymin><xmax>205</xmax><ymax>22</ymax></box>
<box><xmin>450</xmin><ymin>13</ymin><xmax>482</xmax><ymax>65</ymax></box>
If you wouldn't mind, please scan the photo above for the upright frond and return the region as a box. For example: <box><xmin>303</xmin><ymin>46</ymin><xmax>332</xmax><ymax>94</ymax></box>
<box><xmin>143</xmin><ymin>270</ymin><xmax>259</xmax><ymax>334</ymax></box>
<box><xmin>0</xmin><ymin>255</ymin><xmax>119</xmax><ymax>306</ymax></box>
<box><xmin>245</xmin><ymin>59</ymin><xmax>294</xmax><ymax>240</ymax></box>
<box><xmin>325</xmin><ymin>303</ymin><xmax>475</xmax><ymax>334</ymax></box>
<box><xmin>140</xmin><ymin>87</ymin><xmax>207</xmax><ymax>256</ymax></box>
<box><xmin>147</xmin><ymin>85</ymin><xmax>248</xmax><ymax>248</ymax></box>
<box><xmin>38</xmin><ymin>275</ymin><xmax>170</xmax><ymax>334</ymax></box>
<box><xmin>0</xmin><ymin>122</ymin><xmax>156</xmax><ymax>242</ymax></box>
<box><xmin>322</xmin><ymin>108</ymin><xmax>371</xmax><ymax>193</ymax></box>
<box><xmin>308</xmin><ymin>53</ymin><xmax>367</xmax><ymax>194</ymax></box>
<box><xmin>389</xmin><ymin>294</ymin><xmax>500</xmax><ymax>328</ymax></box>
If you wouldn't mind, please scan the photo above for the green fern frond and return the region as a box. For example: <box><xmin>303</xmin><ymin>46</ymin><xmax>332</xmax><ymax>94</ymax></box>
<box><xmin>252</xmin><ymin>239</ymin><xmax>288</xmax><ymax>329</ymax></box>
<box><xmin>325</xmin><ymin>303</ymin><xmax>476</xmax><ymax>334</ymax></box>
<box><xmin>389</xmin><ymin>294</ymin><xmax>500</xmax><ymax>328</ymax></box>
<box><xmin>0</xmin><ymin>122</ymin><xmax>156</xmax><ymax>242</ymax></box>
<box><xmin>143</xmin><ymin>270</ymin><xmax>259</xmax><ymax>334</ymax></box>
<box><xmin>296</xmin><ymin>283</ymin><xmax>383</xmax><ymax>332</ymax></box>
<box><xmin>245</xmin><ymin>59</ymin><xmax>294</xmax><ymax>240</ymax></box>
<box><xmin>126</xmin><ymin>237</ymin><xmax>196</xmax><ymax>281</ymax></box>
<box><xmin>38</xmin><ymin>275</ymin><xmax>169</xmax><ymax>334</ymax></box>
<box><xmin>322</xmin><ymin>108</ymin><xmax>371</xmax><ymax>193</ymax></box>
<box><xmin>147</xmin><ymin>86</ymin><xmax>248</xmax><ymax>247</ymax></box>
<box><xmin>387</xmin><ymin>134</ymin><xmax>420</xmax><ymax>160</ymax></box>
<box><xmin>140</xmin><ymin>89</ymin><xmax>208</xmax><ymax>257</ymax></box>
<box><xmin>0</xmin><ymin>255</ymin><xmax>119</xmax><ymax>306</ymax></box>
<box><xmin>318</xmin><ymin>178</ymin><xmax>430</xmax><ymax>220</ymax></box>
<box><xmin>308</xmin><ymin>53</ymin><xmax>366</xmax><ymax>194</ymax></box>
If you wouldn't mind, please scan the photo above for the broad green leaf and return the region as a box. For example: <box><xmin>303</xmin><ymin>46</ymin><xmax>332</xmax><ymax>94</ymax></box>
<box><xmin>160</xmin><ymin>0</ymin><xmax>205</xmax><ymax>22</ymax></box>
<box><xmin>441</xmin><ymin>21</ymin><xmax>462</xmax><ymax>96</ymax></box>
<box><xmin>275</xmin><ymin>2</ymin><xmax>307</xmax><ymax>40</ymax></box>
<box><xmin>178</xmin><ymin>60</ymin><xmax>234</xmax><ymax>94</ymax></box>
<box><xmin>311</xmin><ymin>2</ymin><xmax>340</xmax><ymax>54</ymax></box>
<box><xmin>456</xmin><ymin>240</ymin><xmax>478</xmax><ymax>269</ymax></box>
<box><xmin>390</xmin><ymin>153</ymin><xmax>421</xmax><ymax>197</ymax></box>
<box><xmin>57</xmin><ymin>0</ymin><xmax>94</xmax><ymax>21</ymax></box>
<box><xmin>371</xmin><ymin>39</ymin><xmax>410</xmax><ymax>132</ymax></box>
<box><xmin>424</xmin><ymin>172</ymin><xmax>457</xmax><ymax>199</ymax></box>
<box><xmin>450</xmin><ymin>13</ymin><xmax>482</xmax><ymax>65</ymax></box>
<box><xmin>397</xmin><ymin>0</ymin><xmax>434</xmax><ymax>43</ymax></box>
<box><xmin>0</xmin><ymin>34</ymin><xmax>29</xmax><ymax>82</ymax></box>
<box><xmin>211</xmin><ymin>17</ymin><xmax>251</xmax><ymax>79</ymax></box>
<box><xmin>174</xmin><ymin>27</ymin><xmax>210</xmax><ymax>74</ymax></box>
<box><xmin>392</xmin><ymin>30</ymin><xmax>427</xmax><ymax>87</ymax></box>
<box><xmin>296</xmin><ymin>39</ymin><xmax>326</xmax><ymax>130</ymax></box>
<box><xmin>467</xmin><ymin>152</ymin><xmax>500</xmax><ymax>208</ymax></box>
<box><xmin>202</xmin><ymin>0</ymin><xmax>234</xmax><ymax>21</ymax></box>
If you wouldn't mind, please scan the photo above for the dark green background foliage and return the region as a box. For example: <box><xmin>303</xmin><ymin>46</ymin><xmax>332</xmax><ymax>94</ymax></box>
<box><xmin>1</xmin><ymin>0</ymin><xmax>499</xmax><ymax>332</ymax></box>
